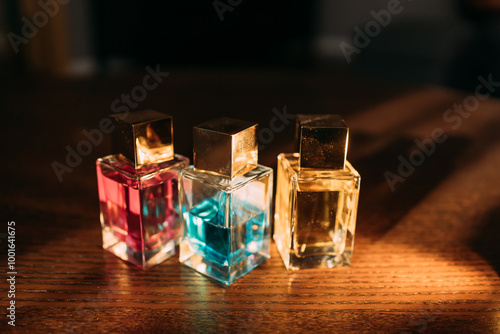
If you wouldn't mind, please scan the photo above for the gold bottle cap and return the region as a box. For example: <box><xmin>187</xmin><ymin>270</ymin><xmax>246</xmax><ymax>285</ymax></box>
<box><xmin>193</xmin><ymin>117</ymin><xmax>258</xmax><ymax>179</ymax></box>
<box><xmin>110</xmin><ymin>110</ymin><xmax>174</xmax><ymax>169</ymax></box>
<box><xmin>294</xmin><ymin>114</ymin><xmax>341</xmax><ymax>152</ymax></box>
<box><xmin>298</xmin><ymin>114</ymin><xmax>348</xmax><ymax>170</ymax></box>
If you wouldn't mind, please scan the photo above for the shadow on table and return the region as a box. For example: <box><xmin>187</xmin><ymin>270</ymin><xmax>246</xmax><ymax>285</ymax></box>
<box><xmin>471</xmin><ymin>206</ymin><xmax>500</xmax><ymax>276</ymax></box>
<box><xmin>352</xmin><ymin>116</ymin><xmax>500</xmax><ymax>277</ymax></box>
<box><xmin>350</xmin><ymin>132</ymin><xmax>471</xmax><ymax>242</ymax></box>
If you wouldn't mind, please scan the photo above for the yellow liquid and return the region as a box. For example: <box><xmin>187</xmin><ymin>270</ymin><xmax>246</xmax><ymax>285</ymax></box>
<box><xmin>274</xmin><ymin>153</ymin><xmax>360</xmax><ymax>270</ymax></box>
<box><xmin>294</xmin><ymin>190</ymin><xmax>344</xmax><ymax>257</ymax></box>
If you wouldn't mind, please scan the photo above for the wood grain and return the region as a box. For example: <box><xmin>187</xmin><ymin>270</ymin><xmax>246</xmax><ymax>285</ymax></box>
<box><xmin>1</xmin><ymin>70</ymin><xmax>499</xmax><ymax>333</ymax></box>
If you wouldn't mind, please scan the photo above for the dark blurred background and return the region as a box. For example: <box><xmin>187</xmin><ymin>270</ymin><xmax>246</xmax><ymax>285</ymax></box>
<box><xmin>1</xmin><ymin>0</ymin><xmax>499</xmax><ymax>94</ymax></box>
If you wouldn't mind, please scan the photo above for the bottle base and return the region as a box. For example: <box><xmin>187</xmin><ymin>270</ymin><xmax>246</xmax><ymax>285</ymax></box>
<box><xmin>180</xmin><ymin>239</ymin><xmax>269</xmax><ymax>285</ymax></box>
<box><xmin>103</xmin><ymin>230</ymin><xmax>177</xmax><ymax>270</ymax></box>
<box><xmin>287</xmin><ymin>251</ymin><xmax>352</xmax><ymax>270</ymax></box>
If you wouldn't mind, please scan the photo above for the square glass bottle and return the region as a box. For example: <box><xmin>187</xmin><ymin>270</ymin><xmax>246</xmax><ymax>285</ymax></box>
<box><xmin>96</xmin><ymin>110</ymin><xmax>189</xmax><ymax>269</ymax></box>
<box><xmin>274</xmin><ymin>115</ymin><xmax>360</xmax><ymax>270</ymax></box>
<box><xmin>179</xmin><ymin>118</ymin><xmax>273</xmax><ymax>285</ymax></box>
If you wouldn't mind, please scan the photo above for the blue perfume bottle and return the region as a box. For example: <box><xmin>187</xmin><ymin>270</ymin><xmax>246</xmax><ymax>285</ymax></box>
<box><xmin>179</xmin><ymin>118</ymin><xmax>273</xmax><ymax>285</ymax></box>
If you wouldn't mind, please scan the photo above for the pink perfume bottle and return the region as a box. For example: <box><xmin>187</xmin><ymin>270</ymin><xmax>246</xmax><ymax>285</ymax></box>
<box><xmin>96</xmin><ymin>110</ymin><xmax>189</xmax><ymax>269</ymax></box>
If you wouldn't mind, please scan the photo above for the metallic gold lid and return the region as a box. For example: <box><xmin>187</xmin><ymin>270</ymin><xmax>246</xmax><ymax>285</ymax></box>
<box><xmin>110</xmin><ymin>110</ymin><xmax>174</xmax><ymax>169</ymax></box>
<box><xmin>297</xmin><ymin>114</ymin><xmax>348</xmax><ymax>170</ymax></box>
<box><xmin>294</xmin><ymin>114</ymin><xmax>339</xmax><ymax>151</ymax></box>
<box><xmin>193</xmin><ymin>117</ymin><xmax>258</xmax><ymax>179</ymax></box>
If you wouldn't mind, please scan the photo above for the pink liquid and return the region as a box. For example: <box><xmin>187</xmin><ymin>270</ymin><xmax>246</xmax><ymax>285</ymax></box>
<box><xmin>96</xmin><ymin>155</ymin><xmax>188</xmax><ymax>268</ymax></box>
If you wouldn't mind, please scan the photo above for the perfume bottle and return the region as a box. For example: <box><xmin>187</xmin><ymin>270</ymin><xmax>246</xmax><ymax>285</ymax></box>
<box><xmin>179</xmin><ymin>117</ymin><xmax>273</xmax><ymax>285</ymax></box>
<box><xmin>96</xmin><ymin>110</ymin><xmax>189</xmax><ymax>269</ymax></box>
<box><xmin>274</xmin><ymin>114</ymin><xmax>360</xmax><ymax>270</ymax></box>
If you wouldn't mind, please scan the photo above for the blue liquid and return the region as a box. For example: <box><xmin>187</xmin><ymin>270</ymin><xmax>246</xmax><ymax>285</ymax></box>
<box><xmin>185</xmin><ymin>197</ymin><xmax>265</xmax><ymax>267</ymax></box>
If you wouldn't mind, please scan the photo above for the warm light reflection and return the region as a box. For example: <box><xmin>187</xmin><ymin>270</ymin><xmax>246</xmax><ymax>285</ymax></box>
<box><xmin>136</xmin><ymin>136</ymin><xmax>174</xmax><ymax>167</ymax></box>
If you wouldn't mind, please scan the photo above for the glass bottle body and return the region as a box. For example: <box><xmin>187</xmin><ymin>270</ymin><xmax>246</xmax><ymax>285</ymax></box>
<box><xmin>274</xmin><ymin>153</ymin><xmax>360</xmax><ymax>270</ymax></box>
<box><xmin>179</xmin><ymin>165</ymin><xmax>273</xmax><ymax>285</ymax></box>
<box><xmin>96</xmin><ymin>154</ymin><xmax>189</xmax><ymax>269</ymax></box>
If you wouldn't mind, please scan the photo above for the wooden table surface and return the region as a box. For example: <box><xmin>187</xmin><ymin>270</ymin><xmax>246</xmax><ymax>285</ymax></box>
<box><xmin>2</xmin><ymin>69</ymin><xmax>500</xmax><ymax>333</ymax></box>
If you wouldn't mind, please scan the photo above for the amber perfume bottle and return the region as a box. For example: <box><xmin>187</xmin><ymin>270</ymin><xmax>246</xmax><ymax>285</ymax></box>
<box><xmin>179</xmin><ymin>117</ymin><xmax>273</xmax><ymax>285</ymax></box>
<box><xmin>96</xmin><ymin>110</ymin><xmax>189</xmax><ymax>269</ymax></box>
<box><xmin>274</xmin><ymin>114</ymin><xmax>360</xmax><ymax>270</ymax></box>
